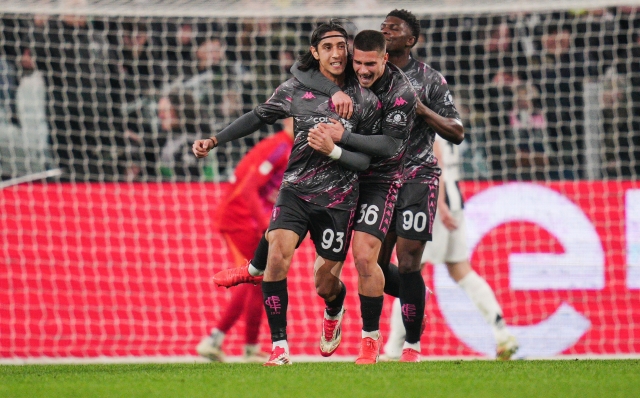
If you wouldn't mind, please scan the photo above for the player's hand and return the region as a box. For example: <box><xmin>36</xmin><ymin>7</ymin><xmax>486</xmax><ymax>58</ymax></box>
<box><xmin>192</xmin><ymin>139</ymin><xmax>214</xmax><ymax>158</ymax></box>
<box><xmin>317</xmin><ymin>119</ymin><xmax>345</xmax><ymax>143</ymax></box>
<box><xmin>331</xmin><ymin>91</ymin><xmax>353</xmax><ymax>119</ymax></box>
<box><xmin>307</xmin><ymin>127</ymin><xmax>334</xmax><ymax>156</ymax></box>
<box><xmin>439</xmin><ymin>203</ymin><xmax>458</xmax><ymax>231</ymax></box>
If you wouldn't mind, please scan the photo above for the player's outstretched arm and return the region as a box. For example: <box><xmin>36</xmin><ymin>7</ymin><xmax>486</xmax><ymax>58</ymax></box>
<box><xmin>416</xmin><ymin>101</ymin><xmax>464</xmax><ymax>144</ymax></box>
<box><xmin>192</xmin><ymin>111</ymin><xmax>267</xmax><ymax>158</ymax></box>
<box><xmin>290</xmin><ymin>61</ymin><xmax>353</xmax><ymax>119</ymax></box>
<box><xmin>308</xmin><ymin>126</ymin><xmax>370</xmax><ymax>171</ymax></box>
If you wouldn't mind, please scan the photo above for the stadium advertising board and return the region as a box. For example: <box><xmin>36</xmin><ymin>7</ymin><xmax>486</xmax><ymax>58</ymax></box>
<box><xmin>1</xmin><ymin>181</ymin><xmax>638</xmax><ymax>359</ymax></box>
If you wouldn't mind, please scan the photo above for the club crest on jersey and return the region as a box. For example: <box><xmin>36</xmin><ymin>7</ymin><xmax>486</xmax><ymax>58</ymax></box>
<box><xmin>302</xmin><ymin>91</ymin><xmax>316</xmax><ymax>100</ymax></box>
<box><xmin>385</xmin><ymin>110</ymin><xmax>408</xmax><ymax>127</ymax></box>
<box><xmin>444</xmin><ymin>90</ymin><xmax>454</xmax><ymax>106</ymax></box>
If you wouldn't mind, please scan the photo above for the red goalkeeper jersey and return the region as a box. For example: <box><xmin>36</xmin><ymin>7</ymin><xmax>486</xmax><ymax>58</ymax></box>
<box><xmin>217</xmin><ymin>129</ymin><xmax>293</xmax><ymax>233</ymax></box>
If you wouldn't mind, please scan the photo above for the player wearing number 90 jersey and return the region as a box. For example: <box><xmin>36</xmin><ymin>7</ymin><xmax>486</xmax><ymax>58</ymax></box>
<box><xmin>374</xmin><ymin>9</ymin><xmax>465</xmax><ymax>362</ymax></box>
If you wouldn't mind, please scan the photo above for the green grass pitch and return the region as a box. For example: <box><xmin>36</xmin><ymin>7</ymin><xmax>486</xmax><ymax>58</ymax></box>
<box><xmin>1</xmin><ymin>360</ymin><xmax>638</xmax><ymax>398</ymax></box>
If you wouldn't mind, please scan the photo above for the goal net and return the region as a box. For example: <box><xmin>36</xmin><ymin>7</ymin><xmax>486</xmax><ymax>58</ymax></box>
<box><xmin>1</xmin><ymin>0</ymin><xmax>639</xmax><ymax>362</ymax></box>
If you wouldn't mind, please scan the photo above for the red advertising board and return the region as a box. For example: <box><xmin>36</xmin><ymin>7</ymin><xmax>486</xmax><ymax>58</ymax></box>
<box><xmin>1</xmin><ymin>181</ymin><xmax>638</xmax><ymax>359</ymax></box>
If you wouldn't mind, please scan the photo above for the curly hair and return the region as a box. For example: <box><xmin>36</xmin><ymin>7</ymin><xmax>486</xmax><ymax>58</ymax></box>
<box><xmin>387</xmin><ymin>9</ymin><xmax>421</xmax><ymax>47</ymax></box>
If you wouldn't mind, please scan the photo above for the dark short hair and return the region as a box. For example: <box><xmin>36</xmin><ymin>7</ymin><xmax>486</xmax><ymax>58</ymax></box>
<box><xmin>387</xmin><ymin>9</ymin><xmax>421</xmax><ymax>47</ymax></box>
<box><xmin>298</xmin><ymin>21</ymin><xmax>349</xmax><ymax>72</ymax></box>
<box><xmin>353</xmin><ymin>30</ymin><xmax>386</xmax><ymax>54</ymax></box>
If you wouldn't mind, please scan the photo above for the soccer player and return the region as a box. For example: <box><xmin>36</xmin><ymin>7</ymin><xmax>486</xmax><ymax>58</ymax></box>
<box><xmin>383</xmin><ymin>137</ymin><xmax>519</xmax><ymax>360</ymax></box>
<box><xmin>196</xmin><ymin>118</ymin><xmax>294</xmax><ymax>363</ymax></box>
<box><xmin>194</xmin><ymin>22</ymin><xmax>382</xmax><ymax>366</ymax></box>
<box><xmin>290</xmin><ymin>9</ymin><xmax>466</xmax><ymax>362</ymax></box>
<box><xmin>290</xmin><ymin>30</ymin><xmax>418</xmax><ymax>364</ymax></box>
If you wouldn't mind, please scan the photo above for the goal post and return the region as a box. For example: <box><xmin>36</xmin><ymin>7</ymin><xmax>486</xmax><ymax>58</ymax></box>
<box><xmin>1</xmin><ymin>0</ymin><xmax>639</xmax><ymax>362</ymax></box>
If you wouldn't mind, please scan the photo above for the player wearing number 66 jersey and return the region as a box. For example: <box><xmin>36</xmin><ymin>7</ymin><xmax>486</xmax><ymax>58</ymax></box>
<box><xmin>199</xmin><ymin>22</ymin><xmax>382</xmax><ymax>366</ymax></box>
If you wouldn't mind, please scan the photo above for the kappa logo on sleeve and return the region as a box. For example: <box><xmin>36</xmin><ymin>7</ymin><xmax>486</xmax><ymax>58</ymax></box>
<box><xmin>385</xmin><ymin>110</ymin><xmax>408</xmax><ymax>127</ymax></box>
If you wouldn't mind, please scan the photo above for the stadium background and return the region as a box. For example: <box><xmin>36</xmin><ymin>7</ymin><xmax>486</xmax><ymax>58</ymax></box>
<box><xmin>1</xmin><ymin>0</ymin><xmax>639</xmax><ymax>362</ymax></box>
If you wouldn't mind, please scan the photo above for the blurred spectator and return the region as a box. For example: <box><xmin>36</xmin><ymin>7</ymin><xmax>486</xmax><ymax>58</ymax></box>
<box><xmin>262</xmin><ymin>48</ymin><xmax>296</xmax><ymax>93</ymax></box>
<box><xmin>278</xmin><ymin>49</ymin><xmax>295</xmax><ymax>75</ymax></box>
<box><xmin>108</xmin><ymin>20</ymin><xmax>163</xmax><ymax>106</ymax></box>
<box><xmin>510</xmin><ymin>83</ymin><xmax>551</xmax><ymax>180</ymax></box>
<box><xmin>571</xmin><ymin>8</ymin><xmax>616</xmax><ymax>77</ymax></box>
<box><xmin>157</xmin><ymin>90</ymin><xmax>212</xmax><ymax>180</ymax></box>
<box><xmin>529</xmin><ymin>22</ymin><xmax>586</xmax><ymax>179</ymax></box>
<box><xmin>599</xmin><ymin>67</ymin><xmax>640</xmax><ymax>178</ymax></box>
<box><xmin>187</xmin><ymin>37</ymin><xmax>238</xmax><ymax>121</ymax></box>
<box><xmin>106</xmin><ymin>20</ymin><xmax>165</xmax><ymax>179</ymax></box>
<box><xmin>0</xmin><ymin>16</ymin><xmax>51</xmax><ymax>178</ymax></box>
<box><xmin>0</xmin><ymin>16</ymin><xmax>23</xmax><ymax>128</ymax></box>
<box><xmin>240</xmin><ymin>18</ymin><xmax>267</xmax><ymax>108</ymax></box>
<box><xmin>212</xmin><ymin>89</ymin><xmax>247</xmax><ymax>179</ymax></box>
<box><xmin>154</xmin><ymin>19</ymin><xmax>199</xmax><ymax>84</ymax></box>
<box><xmin>31</xmin><ymin>3</ymin><xmax>113</xmax><ymax>181</ymax></box>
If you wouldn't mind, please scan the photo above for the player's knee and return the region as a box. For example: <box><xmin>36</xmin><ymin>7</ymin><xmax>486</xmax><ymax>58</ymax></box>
<box><xmin>446</xmin><ymin>260</ymin><xmax>471</xmax><ymax>282</ymax></box>
<box><xmin>397</xmin><ymin>255</ymin><xmax>423</xmax><ymax>274</ymax></box>
<box><xmin>353</xmin><ymin>254</ymin><xmax>375</xmax><ymax>275</ymax></box>
<box><xmin>266</xmin><ymin>247</ymin><xmax>290</xmax><ymax>270</ymax></box>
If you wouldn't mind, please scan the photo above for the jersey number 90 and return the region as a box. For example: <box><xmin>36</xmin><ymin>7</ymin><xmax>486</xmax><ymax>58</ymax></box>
<box><xmin>402</xmin><ymin>210</ymin><xmax>428</xmax><ymax>232</ymax></box>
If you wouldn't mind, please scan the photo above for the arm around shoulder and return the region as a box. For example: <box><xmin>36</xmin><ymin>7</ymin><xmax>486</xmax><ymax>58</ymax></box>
<box><xmin>416</xmin><ymin>101</ymin><xmax>464</xmax><ymax>144</ymax></box>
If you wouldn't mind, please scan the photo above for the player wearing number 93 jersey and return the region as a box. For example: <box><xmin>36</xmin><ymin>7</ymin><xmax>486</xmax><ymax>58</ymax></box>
<box><xmin>196</xmin><ymin>22</ymin><xmax>382</xmax><ymax>366</ymax></box>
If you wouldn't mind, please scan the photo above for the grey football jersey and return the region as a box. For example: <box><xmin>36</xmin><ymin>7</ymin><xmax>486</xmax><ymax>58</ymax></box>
<box><xmin>401</xmin><ymin>57</ymin><xmax>461</xmax><ymax>184</ymax></box>
<box><xmin>358</xmin><ymin>63</ymin><xmax>417</xmax><ymax>185</ymax></box>
<box><xmin>254</xmin><ymin>77</ymin><xmax>381</xmax><ymax>210</ymax></box>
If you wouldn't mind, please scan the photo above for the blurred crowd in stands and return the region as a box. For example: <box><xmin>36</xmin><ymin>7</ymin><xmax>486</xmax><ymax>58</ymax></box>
<box><xmin>0</xmin><ymin>7</ymin><xmax>639</xmax><ymax>182</ymax></box>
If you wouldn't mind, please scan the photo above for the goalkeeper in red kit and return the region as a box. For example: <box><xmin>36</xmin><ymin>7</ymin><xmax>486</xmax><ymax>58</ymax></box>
<box><xmin>196</xmin><ymin>118</ymin><xmax>294</xmax><ymax>362</ymax></box>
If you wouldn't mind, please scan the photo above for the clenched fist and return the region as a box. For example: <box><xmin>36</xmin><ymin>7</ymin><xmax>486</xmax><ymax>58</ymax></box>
<box><xmin>192</xmin><ymin>138</ymin><xmax>216</xmax><ymax>158</ymax></box>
